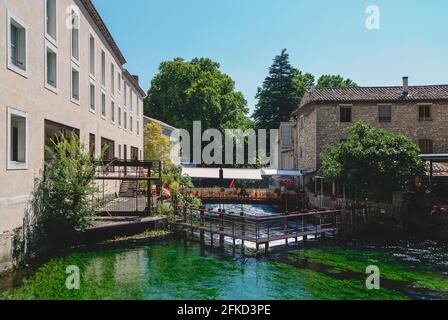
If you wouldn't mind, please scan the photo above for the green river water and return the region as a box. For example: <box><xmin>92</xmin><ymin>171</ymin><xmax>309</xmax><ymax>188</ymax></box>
<box><xmin>0</xmin><ymin>236</ymin><xmax>447</xmax><ymax>300</ymax></box>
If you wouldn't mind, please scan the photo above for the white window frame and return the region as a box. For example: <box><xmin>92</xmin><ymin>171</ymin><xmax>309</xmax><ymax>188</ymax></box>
<box><xmin>44</xmin><ymin>0</ymin><xmax>57</xmax><ymax>46</ymax></box>
<box><xmin>44</xmin><ymin>40</ymin><xmax>58</xmax><ymax>93</ymax></box>
<box><xmin>130</xmin><ymin>115</ymin><xmax>133</xmax><ymax>133</ymax></box>
<box><xmin>118</xmin><ymin>72</ymin><xmax>122</xmax><ymax>92</ymax></box>
<box><xmin>6</xmin><ymin>107</ymin><xmax>28</xmax><ymax>170</ymax></box>
<box><xmin>111</xmin><ymin>63</ymin><xmax>115</xmax><ymax>96</ymax></box>
<box><xmin>111</xmin><ymin>99</ymin><xmax>115</xmax><ymax>124</ymax></box>
<box><xmin>70</xmin><ymin>8</ymin><xmax>80</xmax><ymax>65</ymax></box>
<box><xmin>101</xmin><ymin>90</ymin><xmax>107</xmax><ymax>119</ymax></box>
<box><xmin>123</xmin><ymin>81</ymin><xmax>127</xmax><ymax>107</ymax></box>
<box><xmin>137</xmin><ymin>120</ymin><xmax>140</xmax><ymax>136</ymax></box>
<box><xmin>89</xmin><ymin>32</ymin><xmax>95</xmax><ymax>79</ymax></box>
<box><xmin>118</xmin><ymin>106</ymin><xmax>122</xmax><ymax>128</ymax></box>
<box><xmin>100</xmin><ymin>49</ymin><xmax>106</xmax><ymax>88</ymax></box>
<box><xmin>124</xmin><ymin>111</ymin><xmax>127</xmax><ymax>130</ymax></box>
<box><xmin>130</xmin><ymin>90</ymin><xmax>134</xmax><ymax>112</ymax></box>
<box><xmin>71</xmin><ymin>63</ymin><xmax>80</xmax><ymax>105</ymax></box>
<box><xmin>7</xmin><ymin>10</ymin><xmax>28</xmax><ymax>78</ymax></box>
<box><xmin>89</xmin><ymin>80</ymin><xmax>96</xmax><ymax>113</ymax></box>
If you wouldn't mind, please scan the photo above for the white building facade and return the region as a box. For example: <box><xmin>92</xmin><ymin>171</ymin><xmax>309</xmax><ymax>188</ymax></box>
<box><xmin>0</xmin><ymin>0</ymin><xmax>145</xmax><ymax>236</ymax></box>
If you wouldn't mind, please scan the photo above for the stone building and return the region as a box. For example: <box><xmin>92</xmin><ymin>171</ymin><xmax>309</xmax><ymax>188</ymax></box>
<box><xmin>294</xmin><ymin>77</ymin><xmax>448</xmax><ymax>180</ymax></box>
<box><xmin>278</xmin><ymin>122</ymin><xmax>297</xmax><ymax>170</ymax></box>
<box><xmin>0</xmin><ymin>0</ymin><xmax>146</xmax><ymax>273</ymax></box>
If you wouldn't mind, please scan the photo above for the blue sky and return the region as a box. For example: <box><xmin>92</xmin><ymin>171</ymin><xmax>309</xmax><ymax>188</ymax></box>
<box><xmin>93</xmin><ymin>0</ymin><xmax>448</xmax><ymax>114</ymax></box>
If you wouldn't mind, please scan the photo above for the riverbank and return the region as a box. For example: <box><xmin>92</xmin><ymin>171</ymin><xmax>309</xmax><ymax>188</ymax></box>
<box><xmin>1</xmin><ymin>234</ymin><xmax>447</xmax><ymax>300</ymax></box>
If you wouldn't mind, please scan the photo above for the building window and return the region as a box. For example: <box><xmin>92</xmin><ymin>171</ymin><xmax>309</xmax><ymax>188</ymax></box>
<box><xmin>340</xmin><ymin>105</ymin><xmax>352</xmax><ymax>123</ymax></box>
<box><xmin>137</xmin><ymin>120</ymin><xmax>140</xmax><ymax>135</ymax></box>
<box><xmin>89</xmin><ymin>133</ymin><xmax>96</xmax><ymax>158</ymax></box>
<box><xmin>45</xmin><ymin>0</ymin><xmax>57</xmax><ymax>42</ymax></box>
<box><xmin>118</xmin><ymin>144</ymin><xmax>122</xmax><ymax>159</ymax></box>
<box><xmin>111</xmin><ymin>64</ymin><xmax>115</xmax><ymax>95</ymax></box>
<box><xmin>89</xmin><ymin>34</ymin><xmax>95</xmax><ymax>77</ymax></box>
<box><xmin>71</xmin><ymin>10</ymin><xmax>79</xmax><ymax>62</ymax></box>
<box><xmin>118</xmin><ymin>107</ymin><xmax>122</xmax><ymax>126</ymax></box>
<box><xmin>101</xmin><ymin>93</ymin><xmax>106</xmax><ymax>118</ymax></box>
<box><xmin>111</xmin><ymin>100</ymin><xmax>115</xmax><ymax>123</ymax></box>
<box><xmin>45</xmin><ymin>42</ymin><xmax>58</xmax><ymax>92</ymax></box>
<box><xmin>124</xmin><ymin>82</ymin><xmax>127</xmax><ymax>106</ymax></box>
<box><xmin>118</xmin><ymin>72</ymin><xmax>122</xmax><ymax>92</ymax></box>
<box><xmin>90</xmin><ymin>83</ymin><xmax>96</xmax><ymax>112</ymax></box>
<box><xmin>8</xmin><ymin>11</ymin><xmax>27</xmax><ymax>76</ymax></box>
<box><xmin>130</xmin><ymin>91</ymin><xmax>133</xmax><ymax>111</ymax></box>
<box><xmin>378</xmin><ymin>105</ymin><xmax>391</xmax><ymax>122</ymax></box>
<box><xmin>101</xmin><ymin>137</ymin><xmax>115</xmax><ymax>161</ymax></box>
<box><xmin>7</xmin><ymin>108</ymin><xmax>28</xmax><ymax>170</ymax></box>
<box><xmin>124</xmin><ymin>111</ymin><xmax>127</xmax><ymax>130</ymax></box>
<box><xmin>281</xmin><ymin>125</ymin><xmax>292</xmax><ymax>149</ymax></box>
<box><xmin>419</xmin><ymin>104</ymin><xmax>432</xmax><ymax>121</ymax></box>
<box><xmin>419</xmin><ymin>139</ymin><xmax>433</xmax><ymax>154</ymax></box>
<box><xmin>130</xmin><ymin>116</ymin><xmax>133</xmax><ymax>132</ymax></box>
<box><xmin>101</xmin><ymin>50</ymin><xmax>106</xmax><ymax>87</ymax></box>
<box><xmin>71</xmin><ymin>65</ymin><xmax>80</xmax><ymax>103</ymax></box>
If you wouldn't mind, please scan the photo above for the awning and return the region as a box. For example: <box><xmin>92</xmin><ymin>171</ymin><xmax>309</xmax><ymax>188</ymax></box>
<box><xmin>261</xmin><ymin>169</ymin><xmax>301</xmax><ymax>177</ymax></box>
<box><xmin>223</xmin><ymin>169</ymin><xmax>262</xmax><ymax>180</ymax></box>
<box><xmin>181</xmin><ymin>168</ymin><xmax>220</xmax><ymax>179</ymax></box>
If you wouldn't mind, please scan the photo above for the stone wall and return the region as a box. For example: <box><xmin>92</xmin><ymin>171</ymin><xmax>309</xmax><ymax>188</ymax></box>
<box><xmin>297</xmin><ymin>101</ymin><xmax>448</xmax><ymax>173</ymax></box>
<box><xmin>297</xmin><ymin>105</ymin><xmax>317</xmax><ymax>175</ymax></box>
<box><xmin>0</xmin><ymin>232</ymin><xmax>14</xmax><ymax>276</ymax></box>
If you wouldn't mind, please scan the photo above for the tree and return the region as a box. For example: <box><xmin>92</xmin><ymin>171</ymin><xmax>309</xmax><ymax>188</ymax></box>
<box><xmin>320</xmin><ymin>122</ymin><xmax>426</xmax><ymax>201</ymax></box>
<box><xmin>144</xmin><ymin>57</ymin><xmax>252</xmax><ymax>133</ymax></box>
<box><xmin>144</xmin><ymin>122</ymin><xmax>173</xmax><ymax>167</ymax></box>
<box><xmin>253</xmin><ymin>49</ymin><xmax>314</xmax><ymax>129</ymax></box>
<box><xmin>317</xmin><ymin>75</ymin><xmax>357</xmax><ymax>88</ymax></box>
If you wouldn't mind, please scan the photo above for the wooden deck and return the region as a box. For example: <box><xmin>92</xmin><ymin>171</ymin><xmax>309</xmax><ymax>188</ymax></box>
<box><xmin>175</xmin><ymin>206</ymin><xmax>342</xmax><ymax>250</ymax></box>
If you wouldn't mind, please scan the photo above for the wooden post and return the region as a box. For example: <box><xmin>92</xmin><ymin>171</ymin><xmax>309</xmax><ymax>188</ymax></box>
<box><xmin>284</xmin><ymin>217</ymin><xmax>288</xmax><ymax>246</ymax></box>
<box><xmin>240</xmin><ymin>212</ymin><xmax>245</xmax><ymax>249</ymax></box>
<box><xmin>200</xmin><ymin>206</ymin><xmax>205</xmax><ymax>243</ymax></box>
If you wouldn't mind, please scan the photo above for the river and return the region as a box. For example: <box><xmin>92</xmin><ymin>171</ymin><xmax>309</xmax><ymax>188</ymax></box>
<box><xmin>1</xmin><ymin>235</ymin><xmax>447</xmax><ymax>300</ymax></box>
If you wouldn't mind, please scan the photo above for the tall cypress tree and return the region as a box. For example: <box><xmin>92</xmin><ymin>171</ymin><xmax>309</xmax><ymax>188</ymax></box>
<box><xmin>253</xmin><ymin>49</ymin><xmax>313</xmax><ymax>129</ymax></box>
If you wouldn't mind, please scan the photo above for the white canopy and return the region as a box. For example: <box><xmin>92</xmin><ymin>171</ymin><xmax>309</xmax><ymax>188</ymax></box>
<box><xmin>181</xmin><ymin>167</ymin><xmax>220</xmax><ymax>179</ymax></box>
<box><xmin>181</xmin><ymin>167</ymin><xmax>301</xmax><ymax>180</ymax></box>
<box><xmin>223</xmin><ymin>169</ymin><xmax>262</xmax><ymax>180</ymax></box>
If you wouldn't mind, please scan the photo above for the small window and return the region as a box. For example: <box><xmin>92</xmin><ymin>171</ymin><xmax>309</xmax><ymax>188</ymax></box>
<box><xmin>124</xmin><ymin>111</ymin><xmax>127</xmax><ymax>130</ymax></box>
<box><xmin>101</xmin><ymin>50</ymin><xmax>106</xmax><ymax>87</ymax></box>
<box><xmin>118</xmin><ymin>107</ymin><xmax>122</xmax><ymax>126</ymax></box>
<box><xmin>89</xmin><ymin>133</ymin><xmax>96</xmax><ymax>158</ymax></box>
<box><xmin>130</xmin><ymin>116</ymin><xmax>133</xmax><ymax>132</ymax></box>
<box><xmin>419</xmin><ymin>139</ymin><xmax>433</xmax><ymax>154</ymax></box>
<box><xmin>45</xmin><ymin>42</ymin><xmax>58</xmax><ymax>91</ymax></box>
<box><xmin>71</xmin><ymin>66</ymin><xmax>80</xmax><ymax>103</ymax></box>
<box><xmin>124</xmin><ymin>82</ymin><xmax>127</xmax><ymax>106</ymax></box>
<box><xmin>137</xmin><ymin>120</ymin><xmax>140</xmax><ymax>136</ymax></box>
<box><xmin>45</xmin><ymin>0</ymin><xmax>57</xmax><ymax>42</ymax></box>
<box><xmin>8</xmin><ymin>11</ymin><xmax>27</xmax><ymax>76</ymax></box>
<box><xmin>89</xmin><ymin>34</ymin><xmax>95</xmax><ymax>77</ymax></box>
<box><xmin>111</xmin><ymin>64</ymin><xmax>115</xmax><ymax>94</ymax></box>
<box><xmin>130</xmin><ymin>90</ymin><xmax>133</xmax><ymax>111</ymax></box>
<box><xmin>90</xmin><ymin>83</ymin><xmax>96</xmax><ymax>111</ymax></box>
<box><xmin>419</xmin><ymin>105</ymin><xmax>432</xmax><ymax>121</ymax></box>
<box><xmin>118</xmin><ymin>72</ymin><xmax>122</xmax><ymax>92</ymax></box>
<box><xmin>378</xmin><ymin>105</ymin><xmax>391</xmax><ymax>122</ymax></box>
<box><xmin>118</xmin><ymin>144</ymin><xmax>122</xmax><ymax>159</ymax></box>
<box><xmin>71</xmin><ymin>10</ymin><xmax>79</xmax><ymax>62</ymax></box>
<box><xmin>7</xmin><ymin>108</ymin><xmax>28</xmax><ymax>170</ymax></box>
<box><xmin>101</xmin><ymin>93</ymin><xmax>106</xmax><ymax>118</ymax></box>
<box><xmin>340</xmin><ymin>105</ymin><xmax>352</xmax><ymax>123</ymax></box>
<box><xmin>111</xmin><ymin>100</ymin><xmax>115</xmax><ymax>123</ymax></box>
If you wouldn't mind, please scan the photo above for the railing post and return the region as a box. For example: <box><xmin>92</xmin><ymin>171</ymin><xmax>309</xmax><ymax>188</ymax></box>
<box><xmin>240</xmin><ymin>212</ymin><xmax>245</xmax><ymax>249</ymax></box>
<box><xmin>200</xmin><ymin>206</ymin><xmax>205</xmax><ymax>243</ymax></box>
<box><xmin>219</xmin><ymin>210</ymin><xmax>224</xmax><ymax>246</ymax></box>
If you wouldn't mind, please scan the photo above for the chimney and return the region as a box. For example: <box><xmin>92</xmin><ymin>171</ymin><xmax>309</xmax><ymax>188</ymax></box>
<box><xmin>402</xmin><ymin>76</ymin><xmax>409</xmax><ymax>93</ymax></box>
<box><xmin>132</xmin><ymin>75</ymin><xmax>139</xmax><ymax>83</ymax></box>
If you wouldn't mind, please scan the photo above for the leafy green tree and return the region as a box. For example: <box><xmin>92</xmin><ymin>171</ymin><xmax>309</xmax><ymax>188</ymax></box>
<box><xmin>317</xmin><ymin>75</ymin><xmax>357</xmax><ymax>88</ymax></box>
<box><xmin>253</xmin><ymin>49</ymin><xmax>314</xmax><ymax>129</ymax></box>
<box><xmin>144</xmin><ymin>122</ymin><xmax>173</xmax><ymax>167</ymax></box>
<box><xmin>144</xmin><ymin>57</ymin><xmax>252</xmax><ymax>132</ymax></box>
<box><xmin>320</xmin><ymin>122</ymin><xmax>426</xmax><ymax>201</ymax></box>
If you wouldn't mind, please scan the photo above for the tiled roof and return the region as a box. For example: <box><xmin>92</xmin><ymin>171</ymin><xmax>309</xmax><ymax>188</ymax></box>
<box><xmin>123</xmin><ymin>69</ymin><xmax>146</xmax><ymax>97</ymax></box>
<box><xmin>432</xmin><ymin>162</ymin><xmax>448</xmax><ymax>177</ymax></box>
<box><xmin>298</xmin><ymin>85</ymin><xmax>448</xmax><ymax>110</ymax></box>
<box><xmin>80</xmin><ymin>0</ymin><xmax>126</xmax><ymax>65</ymax></box>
